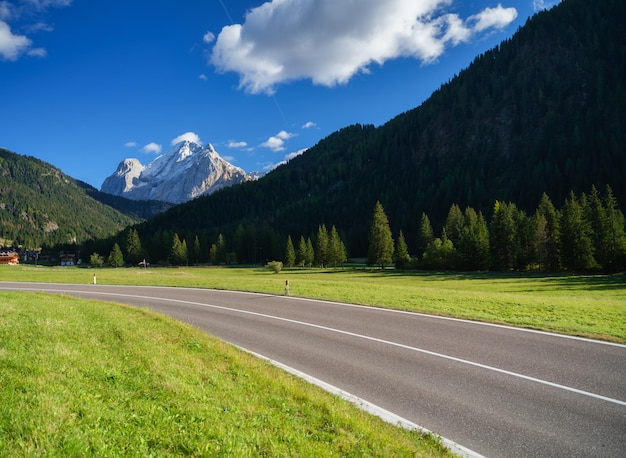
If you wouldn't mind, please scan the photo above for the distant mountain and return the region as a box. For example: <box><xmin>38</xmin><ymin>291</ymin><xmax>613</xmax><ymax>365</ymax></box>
<box><xmin>128</xmin><ymin>0</ymin><xmax>625</xmax><ymax>262</ymax></box>
<box><xmin>101</xmin><ymin>141</ymin><xmax>250</xmax><ymax>204</ymax></box>
<box><xmin>0</xmin><ymin>148</ymin><xmax>142</xmax><ymax>248</ymax></box>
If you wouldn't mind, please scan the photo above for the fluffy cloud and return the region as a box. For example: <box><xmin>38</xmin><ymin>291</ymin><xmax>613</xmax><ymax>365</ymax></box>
<box><xmin>532</xmin><ymin>1</ymin><xmax>560</xmax><ymax>12</ymax></box>
<box><xmin>261</xmin><ymin>130</ymin><xmax>294</xmax><ymax>152</ymax></box>
<box><xmin>227</xmin><ymin>140</ymin><xmax>248</xmax><ymax>149</ymax></box>
<box><xmin>302</xmin><ymin>121</ymin><xmax>317</xmax><ymax>129</ymax></box>
<box><xmin>0</xmin><ymin>0</ymin><xmax>71</xmax><ymax>61</ymax></box>
<box><xmin>142</xmin><ymin>142</ymin><xmax>162</xmax><ymax>154</ymax></box>
<box><xmin>125</xmin><ymin>141</ymin><xmax>137</xmax><ymax>148</ymax></box>
<box><xmin>469</xmin><ymin>4</ymin><xmax>518</xmax><ymax>32</ymax></box>
<box><xmin>171</xmin><ymin>132</ymin><xmax>202</xmax><ymax>146</ymax></box>
<box><xmin>203</xmin><ymin>31</ymin><xmax>215</xmax><ymax>43</ymax></box>
<box><xmin>211</xmin><ymin>0</ymin><xmax>518</xmax><ymax>94</ymax></box>
<box><xmin>0</xmin><ymin>20</ymin><xmax>31</xmax><ymax>60</ymax></box>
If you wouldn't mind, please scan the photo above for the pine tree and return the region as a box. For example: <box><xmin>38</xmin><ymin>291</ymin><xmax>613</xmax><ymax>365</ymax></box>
<box><xmin>328</xmin><ymin>225</ymin><xmax>347</xmax><ymax>267</ymax></box>
<box><xmin>394</xmin><ymin>230</ymin><xmax>411</xmax><ymax>269</ymax></box>
<box><xmin>457</xmin><ymin>207</ymin><xmax>490</xmax><ymax>270</ymax></box>
<box><xmin>107</xmin><ymin>243</ymin><xmax>124</xmax><ymax>268</ymax></box>
<box><xmin>559</xmin><ymin>191</ymin><xmax>597</xmax><ymax>271</ymax></box>
<box><xmin>125</xmin><ymin>228</ymin><xmax>143</xmax><ymax>265</ymax></box>
<box><xmin>444</xmin><ymin>203</ymin><xmax>464</xmax><ymax>246</ymax></box>
<box><xmin>490</xmin><ymin>201</ymin><xmax>519</xmax><ymax>271</ymax></box>
<box><xmin>603</xmin><ymin>185</ymin><xmax>626</xmax><ymax>271</ymax></box>
<box><xmin>285</xmin><ymin>235</ymin><xmax>296</xmax><ymax>267</ymax></box>
<box><xmin>170</xmin><ymin>233</ymin><xmax>187</xmax><ymax>266</ymax></box>
<box><xmin>315</xmin><ymin>224</ymin><xmax>329</xmax><ymax>267</ymax></box>
<box><xmin>417</xmin><ymin>212</ymin><xmax>435</xmax><ymax>260</ymax></box>
<box><xmin>297</xmin><ymin>235</ymin><xmax>308</xmax><ymax>267</ymax></box>
<box><xmin>535</xmin><ymin>193</ymin><xmax>560</xmax><ymax>271</ymax></box>
<box><xmin>367</xmin><ymin>201</ymin><xmax>394</xmax><ymax>269</ymax></box>
<box><xmin>305</xmin><ymin>238</ymin><xmax>315</xmax><ymax>267</ymax></box>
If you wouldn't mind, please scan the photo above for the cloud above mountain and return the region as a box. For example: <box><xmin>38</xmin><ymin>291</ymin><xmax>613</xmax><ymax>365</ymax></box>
<box><xmin>210</xmin><ymin>0</ymin><xmax>517</xmax><ymax>94</ymax></box>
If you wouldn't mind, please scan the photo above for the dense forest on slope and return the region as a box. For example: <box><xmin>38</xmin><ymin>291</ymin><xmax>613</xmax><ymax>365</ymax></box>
<box><xmin>0</xmin><ymin>148</ymin><xmax>143</xmax><ymax>248</ymax></box>
<box><xmin>120</xmin><ymin>0</ymin><xmax>624</xmax><ymax>263</ymax></box>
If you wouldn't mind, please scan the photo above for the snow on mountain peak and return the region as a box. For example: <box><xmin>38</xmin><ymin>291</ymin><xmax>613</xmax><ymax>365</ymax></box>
<box><xmin>100</xmin><ymin>141</ymin><xmax>250</xmax><ymax>204</ymax></box>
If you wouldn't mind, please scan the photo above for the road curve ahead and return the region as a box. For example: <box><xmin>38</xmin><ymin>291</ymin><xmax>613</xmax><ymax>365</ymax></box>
<box><xmin>2</xmin><ymin>282</ymin><xmax>625</xmax><ymax>457</ymax></box>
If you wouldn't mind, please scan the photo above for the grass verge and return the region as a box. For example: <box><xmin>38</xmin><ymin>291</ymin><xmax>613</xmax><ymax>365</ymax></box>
<box><xmin>0</xmin><ymin>292</ymin><xmax>450</xmax><ymax>456</ymax></box>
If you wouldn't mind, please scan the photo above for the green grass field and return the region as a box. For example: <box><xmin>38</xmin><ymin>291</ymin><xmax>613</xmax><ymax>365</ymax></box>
<box><xmin>2</xmin><ymin>265</ymin><xmax>625</xmax><ymax>342</ymax></box>
<box><xmin>0</xmin><ymin>292</ymin><xmax>450</xmax><ymax>456</ymax></box>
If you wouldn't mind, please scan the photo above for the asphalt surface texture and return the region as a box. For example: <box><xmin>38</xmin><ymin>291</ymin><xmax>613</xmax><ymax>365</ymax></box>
<box><xmin>2</xmin><ymin>282</ymin><xmax>625</xmax><ymax>457</ymax></box>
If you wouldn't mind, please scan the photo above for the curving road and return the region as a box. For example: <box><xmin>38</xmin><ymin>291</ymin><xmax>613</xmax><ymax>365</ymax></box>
<box><xmin>2</xmin><ymin>282</ymin><xmax>625</xmax><ymax>457</ymax></box>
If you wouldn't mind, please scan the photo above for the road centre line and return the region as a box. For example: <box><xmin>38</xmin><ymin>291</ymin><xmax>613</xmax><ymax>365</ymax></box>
<box><xmin>11</xmin><ymin>286</ymin><xmax>626</xmax><ymax>407</ymax></box>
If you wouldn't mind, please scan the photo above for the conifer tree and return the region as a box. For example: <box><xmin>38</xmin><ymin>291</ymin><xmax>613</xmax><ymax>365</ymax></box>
<box><xmin>394</xmin><ymin>230</ymin><xmax>411</xmax><ymax>269</ymax></box>
<box><xmin>108</xmin><ymin>243</ymin><xmax>124</xmax><ymax>268</ymax></box>
<box><xmin>305</xmin><ymin>237</ymin><xmax>315</xmax><ymax>267</ymax></box>
<box><xmin>328</xmin><ymin>225</ymin><xmax>347</xmax><ymax>267</ymax></box>
<box><xmin>125</xmin><ymin>228</ymin><xmax>143</xmax><ymax>265</ymax></box>
<box><xmin>417</xmin><ymin>212</ymin><xmax>435</xmax><ymax>260</ymax></box>
<box><xmin>367</xmin><ymin>201</ymin><xmax>394</xmax><ymax>269</ymax></box>
<box><xmin>297</xmin><ymin>236</ymin><xmax>308</xmax><ymax>267</ymax></box>
<box><xmin>315</xmin><ymin>224</ymin><xmax>329</xmax><ymax>267</ymax></box>
<box><xmin>444</xmin><ymin>203</ymin><xmax>464</xmax><ymax>246</ymax></box>
<box><xmin>193</xmin><ymin>235</ymin><xmax>201</xmax><ymax>265</ymax></box>
<box><xmin>603</xmin><ymin>185</ymin><xmax>626</xmax><ymax>271</ymax></box>
<box><xmin>559</xmin><ymin>191</ymin><xmax>597</xmax><ymax>271</ymax></box>
<box><xmin>535</xmin><ymin>193</ymin><xmax>561</xmax><ymax>271</ymax></box>
<box><xmin>490</xmin><ymin>201</ymin><xmax>519</xmax><ymax>271</ymax></box>
<box><xmin>285</xmin><ymin>235</ymin><xmax>296</xmax><ymax>267</ymax></box>
<box><xmin>170</xmin><ymin>233</ymin><xmax>187</xmax><ymax>266</ymax></box>
<box><xmin>457</xmin><ymin>207</ymin><xmax>489</xmax><ymax>270</ymax></box>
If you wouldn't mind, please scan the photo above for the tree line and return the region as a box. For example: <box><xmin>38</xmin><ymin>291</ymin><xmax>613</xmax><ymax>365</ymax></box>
<box><xmin>88</xmin><ymin>185</ymin><xmax>625</xmax><ymax>274</ymax></box>
<box><xmin>374</xmin><ymin>185</ymin><xmax>626</xmax><ymax>272</ymax></box>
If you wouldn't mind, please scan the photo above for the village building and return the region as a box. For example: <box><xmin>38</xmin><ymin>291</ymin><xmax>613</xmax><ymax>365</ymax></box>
<box><xmin>0</xmin><ymin>252</ymin><xmax>20</xmax><ymax>265</ymax></box>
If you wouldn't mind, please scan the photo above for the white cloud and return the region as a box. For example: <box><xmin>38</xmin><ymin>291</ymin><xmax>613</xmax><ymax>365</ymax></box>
<box><xmin>0</xmin><ymin>2</ymin><xmax>14</xmax><ymax>21</ymax></box>
<box><xmin>171</xmin><ymin>132</ymin><xmax>202</xmax><ymax>146</ymax></box>
<box><xmin>142</xmin><ymin>142</ymin><xmax>162</xmax><ymax>154</ymax></box>
<box><xmin>532</xmin><ymin>1</ymin><xmax>560</xmax><ymax>12</ymax></box>
<box><xmin>227</xmin><ymin>140</ymin><xmax>248</xmax><ymax>149</ymax></box>
<box><xmin>261</xmin><ymin>130</ymin><xmax>294</xmax><ymax>152</ymax></box>
<box><xmin>27</xmin><ymin>47</ymin><xmax>46</xmax><ymax>57</ymax></box>
<box><xmin>203</xmin><ymin>31</ymin><xmax>215</xmax><ymax>43</ymax></box>
<box><xmin>211</xmin><ymin>0</ymin><xmax>518</xmax><ymax>94</ymax></box>
<box><xmin>0</xmin><ymin>20</ymin><xmax>31</xmax><ymax>61</ymax></box>
<box><xmin>302</xmin><ymin>121</ymin><xmax>317</xmax><ymax>129</ymax></box>
<box><xmin>469</xmin><ymin>4</ymin><xmax>518</xmax><ymax>32</ymax></box>
<box><xmin>125</xmin><ymin>141</ymin><xmax>137</xmax><ymax>148</ymax></box>
<box><xmin>264</xmin><ymin>147</ymin><xmax>308</xmax><ymax>171</ymax></box>
<box><xmin>198</xmin><ymin>73</ymin><xmax>208</xmax><ymax>80</ymax></box>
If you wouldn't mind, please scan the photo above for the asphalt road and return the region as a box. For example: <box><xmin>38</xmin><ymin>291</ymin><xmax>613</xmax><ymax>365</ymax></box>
<box><xmin>2</xmin><ymin>282</ymin><xmax>625</xmax><ymax>457</ymax></box>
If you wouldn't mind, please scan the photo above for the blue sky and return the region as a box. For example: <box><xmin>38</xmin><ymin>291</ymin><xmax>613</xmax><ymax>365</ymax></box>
<box><xmin>1</xmin><ymin>0</ymin><xmax>558</xmax><ymax>188</ymax></box>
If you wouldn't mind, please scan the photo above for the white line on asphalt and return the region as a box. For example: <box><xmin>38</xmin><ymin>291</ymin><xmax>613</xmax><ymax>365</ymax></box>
<box><xmin>9</xmin><ymin>285</ymin><xmax>626</xmax><ymax>407</ymax></box>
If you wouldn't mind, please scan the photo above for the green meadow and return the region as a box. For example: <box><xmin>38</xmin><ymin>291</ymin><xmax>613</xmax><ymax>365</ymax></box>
<box><xmin>0</xmin><ymin>292</ymin><xmax>450</xmax><ymax>456</ymax></box>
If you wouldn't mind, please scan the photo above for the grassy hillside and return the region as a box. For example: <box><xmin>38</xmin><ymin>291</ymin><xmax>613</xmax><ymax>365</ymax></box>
<box><xmin>0</xmin><ymin>148</ymin><xmax>141</xmax><ymax>248</ymax></box>
<box><xmin>0</xmin><ymin>292</ymin><xmax>450</xmax><ymax>456</ymax></box>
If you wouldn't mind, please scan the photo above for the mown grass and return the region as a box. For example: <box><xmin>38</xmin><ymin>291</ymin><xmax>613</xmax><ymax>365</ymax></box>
<box><xmin>0</xmin><ymin>292</ymin><xmax>450</xmax><ymax>456</ymax></box>
<box><xmin>2</xmin><ymin>265</ymin><xmax>625</xmax><ymax>342</ymax></box>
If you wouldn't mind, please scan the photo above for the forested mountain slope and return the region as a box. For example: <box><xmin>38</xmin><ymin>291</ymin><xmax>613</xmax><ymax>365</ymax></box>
<box><xmin>132</xmin><ymin>0</ymin><xmax>625</xmax><ymax>259</ymax></box>
<box><xmin>0</xmin><ymin>148</ymin><xmax>143</xmax><ymax>248</ymax></box>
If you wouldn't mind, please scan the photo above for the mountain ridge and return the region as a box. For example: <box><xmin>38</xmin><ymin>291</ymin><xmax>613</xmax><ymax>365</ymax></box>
<box><xmin>101</xmin><ymin>141</ymin><xmax>250</xmax><ymax>204</ymax></box>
